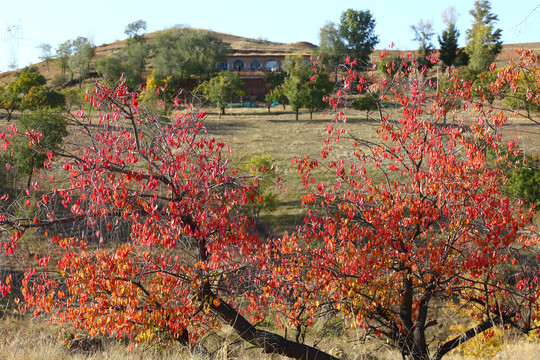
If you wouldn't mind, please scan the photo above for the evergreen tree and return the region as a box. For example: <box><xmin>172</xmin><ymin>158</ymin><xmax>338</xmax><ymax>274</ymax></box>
<box><xmin>465</xmin><ymin>0</ymin><xmax>502</xmax><ymax>73</ymax></box>
<box><xmin>438</xmin><ymin>7</ymin><xmax>460</xmax><ymax>67</ymax></box>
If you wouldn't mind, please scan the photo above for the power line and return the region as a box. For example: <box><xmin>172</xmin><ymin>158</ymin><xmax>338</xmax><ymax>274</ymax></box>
<box><xmin>512</xmin><ymin>3</ymin><xmax>540</xmax><ymax>31</ymax></box>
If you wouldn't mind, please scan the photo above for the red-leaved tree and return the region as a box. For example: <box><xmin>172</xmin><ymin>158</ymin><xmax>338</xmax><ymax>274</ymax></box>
<box><xmin>0</xmin><ymin>80</ymin><xmax>335</xmax><ymax>359</ymax></box>
<box><xmin>257</xmin><ymin>52</ymin><xmax>540</xmax><ymax>359</ymax></box>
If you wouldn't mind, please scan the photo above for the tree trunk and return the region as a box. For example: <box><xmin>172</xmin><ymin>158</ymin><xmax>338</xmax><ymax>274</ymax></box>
<box><xmin>27</xmin><ymin>171</ymin><xmax>33</xmax><ymax>190</ymax></box>
<box><xmin>295</xmin><ymin>108</ymin><xmax>299</xmax><ymax>121</ymax></box>
<box><xmin>208</xmin><ymin>290</ymin><xmax>338</xmax><ymax>360</ymax></box>
<box><xmin>433</xmin><ymin>318</ymin><xmax>500</xmax><ymax>360</ymax></box>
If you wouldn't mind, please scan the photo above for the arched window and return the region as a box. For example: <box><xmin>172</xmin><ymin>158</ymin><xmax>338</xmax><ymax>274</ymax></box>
<box><xmin>281</xmin><ymin>59</ymin><xmax>291</xmax><ymax>73</ymax></box>
<box><xmin>233</xmin><ymin>60</ymin><xmax>245</xmax><ymax>71</ymax></box>
<box><xmin>265</xmin><ymin>60</ymin><xmax>279</xmax><ymax>72</ymax></box>
<box><xmin>249</xmin><ymin>59</ymin><xmax>261</xmax><ymax>70</ymax></box>
<box><xmin>217</xmin><ymin>62</ymin><xmax>229</xmax><ymax>70</ymax></box>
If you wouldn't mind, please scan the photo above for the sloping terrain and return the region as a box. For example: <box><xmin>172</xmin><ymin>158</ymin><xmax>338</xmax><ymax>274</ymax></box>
<box><xmin>2</xmin><ymin>24</ymin><xmax>539</xmax><ymax>87</ymax></box>
<box><xmin>0</xmin><ymin>28</ymin><xmax>317</xmax><ymax>86</ymax></box>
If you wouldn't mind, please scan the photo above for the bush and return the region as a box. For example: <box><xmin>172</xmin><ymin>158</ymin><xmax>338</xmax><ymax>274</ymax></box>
<box><xmin>52</xmin><ymin>73</ymin><xmax>68</xmax><ymax>87</ymax></box>
<box><xmin>351</xmin><ymin>94</ymin><xmax>378</xmax><ymax>119</ymax></box>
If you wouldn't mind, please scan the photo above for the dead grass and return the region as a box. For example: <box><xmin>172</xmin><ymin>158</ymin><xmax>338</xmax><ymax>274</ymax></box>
<box><xmin>0</xmin><ymin>312</ymin><xmax>539</xmax><ymax>360</ymax></box>
<box><xmin>202</xmin><ymin>102</ymin><xmax>540</xmax><ymax>234</ymax></box>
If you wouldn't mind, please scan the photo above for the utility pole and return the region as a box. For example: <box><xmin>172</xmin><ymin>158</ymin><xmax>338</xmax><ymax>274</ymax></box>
<box><xmin>5</xmin><ymin>22</ymin><xmax>22</xmax><ymax>70</ymax></box>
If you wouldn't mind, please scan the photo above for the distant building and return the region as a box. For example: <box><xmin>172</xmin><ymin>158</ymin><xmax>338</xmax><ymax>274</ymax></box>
<box><xmin>221</xmin><ymin>53</ymin><xmax>310</xmax><ymax>100</ymax></box>
<box><xmin>219</xmin><ymin>55</ymin><xmax>287</xmax><ymax>73</ymax></box>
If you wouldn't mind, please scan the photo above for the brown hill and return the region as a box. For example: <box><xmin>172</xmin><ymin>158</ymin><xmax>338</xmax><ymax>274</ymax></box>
<box><xmin>0</xmin><ymin>29</ymin><xmax>317</xmax><ymax>87</ymax></box>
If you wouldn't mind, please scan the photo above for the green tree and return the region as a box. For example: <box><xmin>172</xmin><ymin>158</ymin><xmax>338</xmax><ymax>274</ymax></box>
<box><xmin>98</xmin><ymin>25</ymin><xmax>149</xmax><ymax>89</ymax></box>
<box><xmin>0</xmin><ymin>68</ymin><xmax>47</xmax><ymax>120</ymax></box>
<box><xmin>304</xmin><ymin>65</ymin><xmax>333</xmax><ymax>119</ymax></box>
<box><xmin>9</xmin><ymin>68</ymin><xmax>46</xmax><ymax>95</ymax></box>
<box><xmin>21</xmin><ymin>86</ymin><xmax>65</xmax><ymax>111</ymax></box>
<box><xmin>126</xmin><ymin>40</ymin><xmax>149</xmax><ymax>86</ymax></box>
<box><xmin>6</xmin><ymin>109</ymin><xmax>68</xmax><ymax>188</ymax></box>
<box><xmin>376</xmin><ymin>54</ymin><xmax>409</xmax><ymax>80</ymax></box>
<box><xmin>318</xmin><ymin>22</ymin><xmax>347</xmax><ymax>82</ymax></box>
<box><xmin>61</xmin><ymin>88</ymin><xmax>85</xmax><ymax>111</ymax></box>
<box><xmin>96</xmin><ymin>54</ymin><xmax>126</xmax><ymax>84</ymax></box>
<box><xmin>56</xmin><ymin>40</ymin><xmax>73</xmax><ymax>76</ymax></box>
<box><xmin>242</xmin><ymin>154</ymin><xmax>279</xmax><ymax>225</ymax></box>
<box><xmin>411</xmin><ymin>19</ymin><xmax>435</xmax><ymax>68</ymax></box>
<box><xmin>152</xmin><ymin>27</ymin><xmax>229</xmax><ymax>88</ymax></box>
<box><xmin>504</xmin><ymin>153</ymin><xmax>540</xmax><ymax>205</ymax></box>
<box><xmin>264</xmin><ymin>71</ymin><xmax>287</xmax><ymax>112</ymax></box>
<box><xmin>265</xmin><ymin>86</ymin><xmax>287</xmax><ymax>113</ymax></box>
<box><xmin>282</xmin><ymin>54</ymin><xmax>312</xmax><ymax>121</ymax></box>
<box><xmin>0</xmin><ymin>84</ymin><xmax>20</xmax><ymax>121</ymax></box>
<box><xmin>505</xmin><ymin>72</ymin><xmax>540</xmax><ymax>117</ymax></box>
<box><xmin>202</xmin><ymin>71</ymin><xmax>247</xmax><ymax>117</ymax></box>
<box><xmin>352</xmin><ymin>93</ymin><xmax>379</xmax><ymax>120</ymax></box>
<box><xmin>124</xmin><ymin>19</ymin><xmax>147</xmax><ymax>42</ymax></box>
<box><xmin>264</xmin><ymin>71</ymin><xmax>286</xmax><ymax>89</ymax></box>
<box><xmin>465</xmin><ymin>0</ymin><xmax>502</xmax><ymax>74</ymax></box>
<box><xmin>37</xmin><ymin>43</ymin><xmax>53</xmax><ymax>71</ymax></box>
<box><xmin>438</xmin><ymin>7</ymin><xmax>460</xmax><ymax>67</ymax></box>
<box><xmin>338</xmin><ymin>9</ymin><xmax>379</xmax><ymax>68</ymax></box>
<box><xmin>68</xmin><ymin>37</ymin><xmax>95</xmax><ymax>87</ymax></box>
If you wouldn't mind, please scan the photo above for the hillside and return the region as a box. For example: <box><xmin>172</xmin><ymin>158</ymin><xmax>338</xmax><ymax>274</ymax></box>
<box><xmin>0</xmin><ymin>28</ymin><xmax>317</xmax><ymax>86</ymax></box>
<box><xmin>2</xmin><ymin>26</ymin><xmax>539</xmax><ymax>88</ymax></box>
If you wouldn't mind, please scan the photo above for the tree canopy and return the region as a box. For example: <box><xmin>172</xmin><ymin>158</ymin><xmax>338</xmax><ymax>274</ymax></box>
<box><xmin>282</xmin><ymin>54</ymin><xmax>313</xmax><ymax>120</ymax></box>
<box><xmin>124</xmin><ymin>19</ymin><xmax>147</xmax><ymax>42</ymax></box>
<box><xmin>318</xmin><ymin>22</ymin><xmax>347</xmax><ymax>82</ymax></box>
<box><xmin>338</xmin><ymin>9</ymin><xmax>379</xmax><ymax>68</ymax></box>
<box><xmin>0</xmin><ymin>68</ymin><xmax>63</xmax><ymax>120</ymax></box>
<box><xmin>465</xmin><ymin>0</ymin><xmax>502</xmax><ymax>74</ymax></box>
<box><xmin>201</xmin><ymin>70</ymin><xmax>247</xmax><ymax>116</ymax></box>
<box><xmin>151</xmin><ymin>27</ymin><xmax>229</xmax><ymax>87</ymax></box>
<box><xmin>68</xmin><ymin>37</ymin><xmax>95</xmax><ymax>87</ymax></box>
<box><xmin>438</xmin><ymin>7</ymin><xmax>460</xmax><ymax>67</ymax></box>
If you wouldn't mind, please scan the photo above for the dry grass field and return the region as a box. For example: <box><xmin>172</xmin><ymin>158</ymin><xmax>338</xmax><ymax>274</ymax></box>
<box><xmin>201</xmin><ymin>102</ymin><xmax>540</xmax><ymax>235</ymax></box>
<box><xmin>0</xmin><ymin>311</ymin><xmax>539</xmax><ymax>360</ymax></box>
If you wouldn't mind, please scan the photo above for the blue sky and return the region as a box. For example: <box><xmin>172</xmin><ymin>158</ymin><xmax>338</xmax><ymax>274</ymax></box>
<box><xmin>1</xmin><ymin>0</ymin><xmax>539</xmax><ymax>72</ymax></box>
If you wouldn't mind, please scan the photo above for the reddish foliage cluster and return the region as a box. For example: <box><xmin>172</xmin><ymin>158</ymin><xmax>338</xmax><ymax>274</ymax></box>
<box><xmin>2</xmin><ymin>81</ymin><xmax>265</xmax><ymax>345</ymax></box>
<box><xmin>260</xmin><ymin>49</ymin><xmax>539</xmax><ymax>359</ymax></box>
